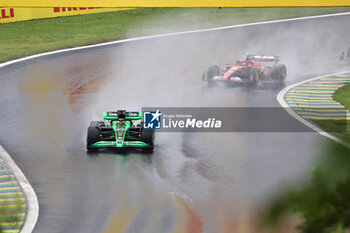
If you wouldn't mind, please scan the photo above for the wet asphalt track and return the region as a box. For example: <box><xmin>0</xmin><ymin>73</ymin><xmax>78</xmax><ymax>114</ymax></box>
<box><xmin>1</xmin><ymin>13</ymin><xmax>350</xmax><ymax>233</ymax></box>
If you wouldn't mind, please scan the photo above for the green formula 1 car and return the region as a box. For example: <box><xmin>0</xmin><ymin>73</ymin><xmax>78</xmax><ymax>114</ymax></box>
<box><xmin>86</xmin><ymin>110</ymin><xmax>155</xmax><ymax>152</ymax></box>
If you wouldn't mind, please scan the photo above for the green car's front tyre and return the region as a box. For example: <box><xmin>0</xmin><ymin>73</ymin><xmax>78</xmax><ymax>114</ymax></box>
<box><xmin>141</xmin><ymin>129</ymin><xmax>155</xmax><ymax>152</ymax></box>
<box><xmin>87</xmin><ymin>126</ymin><xmax>100</xmax><ymax>152</ymax></box>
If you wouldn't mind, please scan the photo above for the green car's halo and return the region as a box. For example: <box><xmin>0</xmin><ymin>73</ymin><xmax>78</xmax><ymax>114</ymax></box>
<box><xmin>86</xmin><ymin>110</ymin><xmax>155</xmax><ymax>152</ymax></box>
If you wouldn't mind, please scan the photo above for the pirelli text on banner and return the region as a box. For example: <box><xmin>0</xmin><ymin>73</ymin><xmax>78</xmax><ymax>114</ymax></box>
<box><xmin>0</xmin><ymin>7</ymin><xmax>130</xmax><ymax>23</ymax></box>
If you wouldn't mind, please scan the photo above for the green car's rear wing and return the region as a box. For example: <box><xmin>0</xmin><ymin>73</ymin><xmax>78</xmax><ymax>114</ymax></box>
<box><xmin>103</xmin><ymin>111</ymin><xmax>143</xmax><ymax>120</ymax></box>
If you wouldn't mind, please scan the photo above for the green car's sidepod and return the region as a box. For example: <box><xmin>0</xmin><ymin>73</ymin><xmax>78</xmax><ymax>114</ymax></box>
<box><xmin>86</xmin><ymin>111</ymin><xmax>154</xmax><ymax>152</ymax></box>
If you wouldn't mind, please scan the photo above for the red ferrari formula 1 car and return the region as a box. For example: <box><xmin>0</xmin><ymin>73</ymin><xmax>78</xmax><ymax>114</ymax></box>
<box><xmin>203</xmin><ymin>54</ymin><xmax>287</xmax><ymax>88</ymax></box>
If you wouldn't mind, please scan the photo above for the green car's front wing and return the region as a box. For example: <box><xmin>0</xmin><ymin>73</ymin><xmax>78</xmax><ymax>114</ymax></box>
<box><xmin>91</xmin><ymin>141</ymin><xmax>149</xmax><ymax>148</ymax></box>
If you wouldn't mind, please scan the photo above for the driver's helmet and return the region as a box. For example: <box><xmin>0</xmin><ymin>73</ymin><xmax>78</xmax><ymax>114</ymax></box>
<box><xmin>245</xmin><ymin>52</ymin><xmax>253</xmax><ymax>61</ymax></box>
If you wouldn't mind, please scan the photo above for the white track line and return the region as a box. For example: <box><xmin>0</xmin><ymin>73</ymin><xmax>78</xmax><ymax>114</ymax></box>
<box><xmin>0</xmin><ymin>146</ymin><xmax>38</xmax><ymax>233</ymax></box>
<box><xmin>0</xmin><ymin>11</ymin><xmax>349</xmax><ymax>233</ymax></box>
<box><xmin>277</xmin><ymin>71</ymin><xmax>350</xmax><ymax>148</ymax></box>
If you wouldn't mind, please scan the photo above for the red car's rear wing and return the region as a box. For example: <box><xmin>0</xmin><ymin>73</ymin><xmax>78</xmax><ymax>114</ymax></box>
<box><xmin>253</xmin><ymin>55</ymin><xmax>279</xmax><ymax>62</ymax></box>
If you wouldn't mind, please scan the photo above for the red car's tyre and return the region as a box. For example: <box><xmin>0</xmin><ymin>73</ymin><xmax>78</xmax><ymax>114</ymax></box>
<box><xmin>206</xmin><ymin>65</ymin><xmax>220</xmax><ymax>87</ymax></box>
<box><xmin>245</xmin><ymin>68</ymin><xmax>259</xmax><ymax>88</ymax></box>
<box><xmin>271</xmin><ymin>63</ymin><xmax>287</xmax><ymax>82</ymax></box>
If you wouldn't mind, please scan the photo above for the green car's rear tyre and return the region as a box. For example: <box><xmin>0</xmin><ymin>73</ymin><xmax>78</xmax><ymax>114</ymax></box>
<box><xmin>86</xmin><ymin>126</ymin><xmax>100</xmax><ymax>152</ymax></box>
<box><xmin>141</xmin><ymin>129</ymin><xmax>155</xmax><ymax>152</ymax></box>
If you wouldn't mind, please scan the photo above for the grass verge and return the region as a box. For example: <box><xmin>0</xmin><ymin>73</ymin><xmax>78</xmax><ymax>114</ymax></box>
<box><xmin>1</xmin><ymin>7</ymin><xmax>350</xmax><ymax>62</ymax></box>
<box><xmin>314</xmin><ymin>119</ymin><xmax>350</xmax><ymax>142</ymax></box>
<box><xmin>314</xmin><ymin>84</ymin><xmax>350</xmax><ymax>143</ymax></box>
<box><xmin>334</xmin><ymin>83</ymin><xmax>350</xmax><ymax>109</ymax></box>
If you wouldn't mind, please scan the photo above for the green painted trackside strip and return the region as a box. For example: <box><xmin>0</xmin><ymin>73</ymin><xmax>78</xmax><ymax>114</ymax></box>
<box><xmin>286</xmin><ymin>95</ymin><xmax>333</xmax><ymax>98</ymax></box>
<box><xmin>0</xmin><ymin>193</ymin><xmax>23</xmax><ymax>198</ymax></box>
<box><xmin>288</xmin><ymin>99</ymin><xmax>336</xmax><ymax>102</ymax></box>
<box><xmin>0</xmin><ymin>177</ymin><xmax>15</xmax><ymax>182</ymax></box>
<box><xmin>0</xmin><ymin>205</ymin><xmax>25</xmax><ymax>209</ymax></box>
<box><xmin>284</xmin><ymin>72</ymin><xmax>350</xmax><ymax>124</ymax></box>
<box><xmin>289</xmin><ymin>102</ymin><xmax>342</xmax><ymax>105</ymax></box>
<box><xmin>286</xmin><ymin>92</ymin><xmax>333</xmax><ymax>95</ymax></box>
<box><xmin>0</xmin><ymin>213</ymin><xmax>25</xmax><ymax>217</ymax></box>
<box><xmin>0</xmin><ymin>157</ymin><xmax>27</xmax><ymax>233</ymax></box>
<box><xmin>286</xmin><ymin>93</ymin><xmax>334</xmax><ymax>97</ymax></box>
<box><xmin>0</xmin><ymin>217</ymin><xmax>25</xmax><ymax>222</ymax></box>
<box><xmin>0</xmin><ymin>187</ymin><xmax>22</xmax><ymax>192</ymax></box>
<box><xmin>292</xmin><ymin>87</ymin><xmax>340</xmax><ymax>90</ymax></box>
<box><xmin>291</xmin><ymin>104</ymin><xmax>343</xmax><ymax>107</ymax></box>
<box><xmin>300</xmin><ymin>84</ymin><xmax>344</xmax><ymax>86</ymax></box>
<box><xmin>292</xmin><ymin>108</ymin><xmax>347</xmax><ymax>112</ymax></box>
<box><xmin>0</xmin><ymin>182</ymin><xmax>22</xmax><ymax>187</ymax></box>
<box><xmin>286</xmin><ymin>96</ymin><xmax>332</xmax><ymax>99</ymax></box>
<box><xmin>290</xmin><ymin>90</ymin><xmax>336</xmax><ymax>93</ymax></box>
<box><xmin>297</xmin><ymin>112</ymin><xmax>348</xmax><ymax>117</ymax></box>
<box><xmin>290</xmin><ymin>100</ymin><xmax>332</xmax><ymax>104</ymax></box>
<box><xmin>298</xmin><ymin>116</ymin><xmax>348</xmax><ymax>120</ymax></box>
<box><xmin>305</xmin><ymin>81</ymin><xmax>350</xmax><ymax>83</ymax></box>
<box><xmin>294</xmin><ymin>84</ymin><xmax>343</xmax><ymax>87</ymax></box>
<box><xmin>286</xmin><ymin>99</ymin><xmax>333</xmax><ymax>102</ymax></box>
<box><xmin>0</xmin><ymin>223</ymin><xmax>23</xmax><ymax>228</ymax></box>
<box><xmin>0</xmin><ymin>199</ymin><xmax>25</xmax><ymax>204</ymax></box>
<box><xmin>300</xmin><ymin>117</ymin><xmax>348</xmax><ymax>120</ymax></box>
<box><xmin>292</xmin><ymin>87</ymin><xmax>341</xmax><ymax>90</ymax></box>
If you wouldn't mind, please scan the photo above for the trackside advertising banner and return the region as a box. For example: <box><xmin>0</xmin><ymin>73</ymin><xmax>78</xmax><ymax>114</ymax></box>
<box><xmin>0</xmin><ymin>0</ymin><xmax>349</xmax><ymax>7</ymax></box>
<box><xmin>0</xmin><ymin>7</ymin><xmax>130</xmax><ymax>23</ymax></box>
